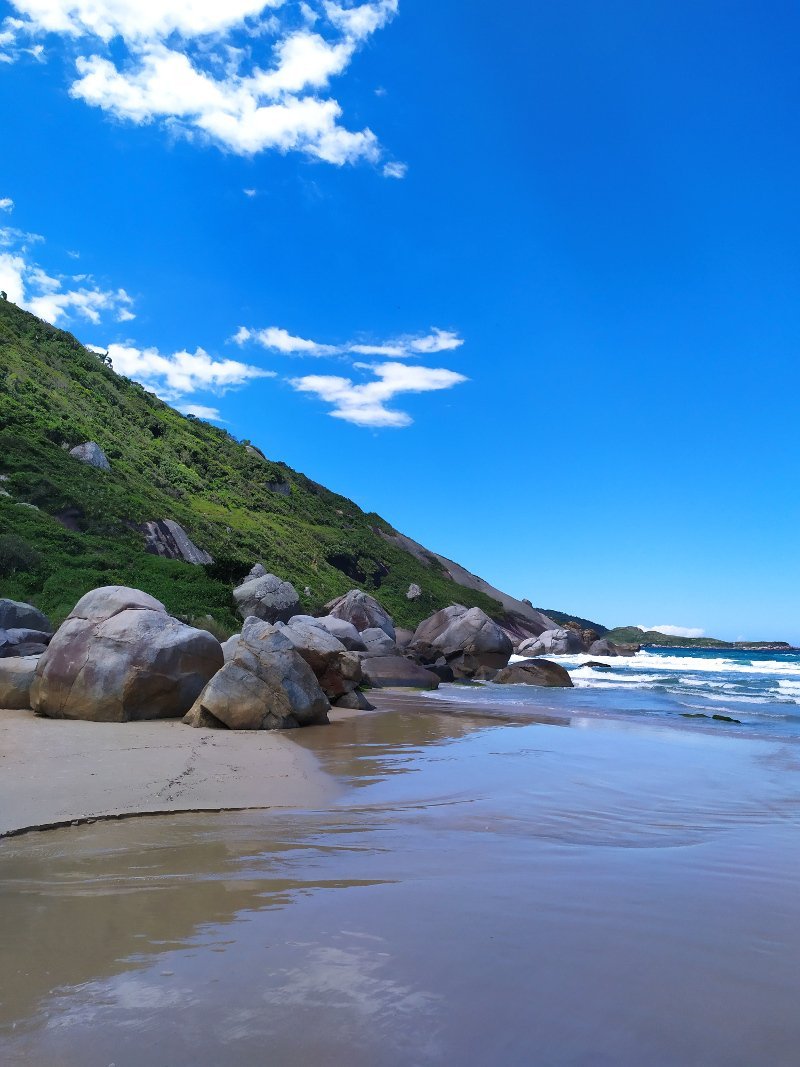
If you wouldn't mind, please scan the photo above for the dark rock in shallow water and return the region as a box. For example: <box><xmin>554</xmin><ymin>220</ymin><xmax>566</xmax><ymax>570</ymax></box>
<box><xmin>494</xmin><ymin>658</ymin><xmax>573</xmax><ymax>688</ymax></box>
<box><xmin>334</xmin><ymin>690</ymin><xmax>375</xmax><ymax>711</ymax></box>
<box><xmin>588</xmin><ymin>638</ymin><xmax>638</xmax><ymax>658</ymax></box>
<box><xmin>361</xmin><ymin>655</ymin><xmax>440</xmax><ymax>690</ymax></box>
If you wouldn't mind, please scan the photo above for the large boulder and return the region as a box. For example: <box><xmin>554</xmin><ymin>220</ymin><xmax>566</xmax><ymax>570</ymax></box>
<box><xmin>31</xmin><ymin>586</ymin><xmax>223</xmax><ymax>722</ymax></box>
<box><xmin>494</xmin><ymin>659</ymin><xmax>574</xmax><ymax>687</ymax></box>
<box><xmin>325</xmin><ymin>590</ymin><xmax>395</xmax><ymax>640</ymax></box>
<box><xmin>302</xmin><ymin>614</ymin><xmax>367</xmax><ymax>652</ymax></box>
<box><xmin>518</xmin><ymin>628</ymin><xmax>586</xmax><ymax>657</ymax></box>
<box><xmin>360</xmin><ymin>627</ymin><xmax>398</xmax><ymax>655</ymax></box>
<box><xmin>361</xmin><ymin>656</ymin><xmax>440</xmax><ymax>690</ymax></box>
<box><xmin>0</xmin><ymin>656</ymin><xmax>39</xmax><ymax>709</ymax></box>
<box><xmin>233</xmin><ymin>573</ymin><xmax>300</xmax><ymax>624</ymax></box>
<box><xmin>184</xmin><ymin>617</ymin><xmax>329</xmax><ymax>730</ymax></box>
<box><xmin>275</xmin><ymin>618</ymin><xmax>364</xmax><ymax>700</ymax></box>
<box><xmin>69</xmin><ymin>441</ymin><xmax>110</xmax><ymax>471</ymax></box>
<box><xmin>0</xmin><ymin>599</ymin><xmax>52</xmax><ymax>634</ymax></box>
<box><xmin>0</xmin><ymin>627</ymin><xmax>52</xmax><ymax>658</ymax></box>
<box><xmin>334</xmin><ymin>689</ymin><xmax>376</xmax><ymax>712</ymax></box>
<box><xmin>222</xmin><ymin>634</ymin><xmax>241</xmax><ymax>662</ymax></box>
<box><xmin>411</xmin><ymin>605</ymin><xmax>512</xmax><ymax>676</ymax></box>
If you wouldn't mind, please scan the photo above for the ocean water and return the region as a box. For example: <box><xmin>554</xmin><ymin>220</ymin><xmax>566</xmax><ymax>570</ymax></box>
<box><xmin>425</xmin><ymin>647</ymin><xmax>800</xmax><ymax>741</ymax></box>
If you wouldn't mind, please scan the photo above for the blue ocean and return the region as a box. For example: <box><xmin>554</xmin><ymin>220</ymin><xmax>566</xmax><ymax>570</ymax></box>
<box><xmin>425</xmin><ymin>647</ymin><xmax>800</xmax><ymax>741</ymax></box>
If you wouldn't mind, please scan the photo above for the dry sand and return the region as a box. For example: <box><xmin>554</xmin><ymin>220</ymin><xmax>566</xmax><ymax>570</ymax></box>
<box><xmin>0</xmin><ymin>707</ymin><xmax>339</xmax><ymax>836</ymax></box>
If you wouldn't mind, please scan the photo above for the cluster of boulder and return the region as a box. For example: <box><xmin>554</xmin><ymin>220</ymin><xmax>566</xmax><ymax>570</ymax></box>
<box><xmin>516</xmin><ymin>626</ymin><xmax>638</xmax><ymax>659</ymax></box>
<box><xmin>0</xmin><ymin>569</ymin><xmax>602</xmax><ymax>728</ymax></box>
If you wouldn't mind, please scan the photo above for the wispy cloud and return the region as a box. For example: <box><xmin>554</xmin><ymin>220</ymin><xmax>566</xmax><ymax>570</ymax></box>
<box><xmin>2</xmin><ymin>2</ymin><xmax>405</xmax><ymax>171</ymax></box>
<box><xmin>179</xmin><ymin>403</ymin><xmax>225</xmax><ymax>422</ymax></box>
<box><xmin>0</xmin><ymin>197</ymin><xmax>13</xmax><ymax>212</ymax></box>
<box><xmin>95</xmin><ymin>342</ymin><xmax>274</xmax><ymax>403</ymax></box>
<box><xmin>233</xmin><ymin>324</ymin><xmax>464</xmax><ymax>358</ymax></box>
<box><xmin>290</xmin><ymin>360</ymin><xmax>468</xmax><ymax>427</ymax></box>
<box><xmin>636</xmin><ymin>624</ymin><xmax>706</xmax><ymax>638</ymax></box>
<box><xmin>0</xmin><ymin>208</ymin><xmax>134</xmax><ymax>325</ymax></box>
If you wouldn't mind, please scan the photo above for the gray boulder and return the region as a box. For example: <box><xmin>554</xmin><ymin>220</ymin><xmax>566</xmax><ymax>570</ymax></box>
<box><xmin>411</xmin><ymin>605</ymin><xmax>512</xmax><ymax>676</ymax></box>
<box><xmin>518</xmin><ymin>628</ymin><xmax>586</xmax><ymax>657</ymax></box>
<box><xmin>334</xmin><ymin>690</ymin><xmax>376</xmax><ymax>711</ymax></box>
<box><xmin>494</xmin><ymin>659</ymin><xmax>573</xmax><ymax>687</ymax></box>
<box><xmin>361</xmin><ymin>656</ymin><xmax>440</xmax><ymax>690</ymax></box>
<box><xmin>303</xmin><ymin>614</ymin><xmax>367</xmax><ymax>652</ymax></box>
<box><xmin>31</xmin><ymin>586</ymin><xmax>223</xmax><ymax>722</ymax></box>
<box><xmin>233</xmin><ymin>573</ymin><xmax>300</xmax><ymax>623</ymax></box>
<box><xmin>276</xmin><ymin>618</ymin><xmax>364</xmax><ymax>700</ymax></box>
<box><xmin>0</xmin><ymin>599</ymin><xmax>52</xmax><ymax>633</ymax></box>
<box><xmin>184</xmin><ymin>618</ymin><xmax>329</xmax><ymax>730</ymax></box>
<box><xmin>395</xmin><ymin>628</ymin><xmax>414</xmax><ymax>648</ymax></box>
<box><xmin>325</xmin><ymin>590</ymin><xmax>395</xmax><ymax>640</ymax></box>
<box><xmin>139</xmin><ymin>519</ymin><xmax>213</xmax><ymax>566</ymax></box>
<box><xmin>0</xmin><ymin>656</ymin><xmax>40</xmax><ymax>709</ymax></box>
<box><xmin>244</xmin><ymin>563</ymin><xmax>267</xmax><ymax>582</ymax></box>
<box><xmin>69</xmin><ymin>441</ymin><xmax>110</xmax><ymax>471</ymax></box>
<box><xmin>0</xmin><ymin>627</ymin><xmax>52</xmax><ymax>658</ymax></box>
<box><xmin>406</xmin><ymin>583</ymin><xmax>422</xmax><ymax>600</ymax></box>
<box><xmin>360</xmin><ymin>627</ymin><xmax>398</xmax><ymax>655</ymax></box>
<box><xmin>221</xmin><ymin>634</ymin><xmax>241</xmax><ymax>662</ymax></box>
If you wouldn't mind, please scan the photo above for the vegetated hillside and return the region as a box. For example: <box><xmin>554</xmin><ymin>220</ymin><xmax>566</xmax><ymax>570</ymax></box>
<box><xmin>535</xmin><ymin>608</ymin><xmax>609</xmax><ymax>636</ymax></box>
<box><xmin>0</xmin><ymin>299</ymin><xmax>504</xmax><ymax>629</ymax></box>
<box><xmin>606</xmin><ymin>627</ymin><xmax>790</xmax><ymax>649</ymax></box>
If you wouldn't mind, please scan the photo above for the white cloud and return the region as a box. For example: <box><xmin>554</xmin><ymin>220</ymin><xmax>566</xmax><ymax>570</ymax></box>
<box><xmin>406</xmin><ymin>328</ymin><xmax>463</xmax><ymax>354</ymax></box>
<box><xmin>290</xmin><ymin>360</ymin><xmax>467</xmax><ymax>427</ymax></box>
<box><xmin>637</xmin><ymin>624</ymin><xmax>706</xmax><ymax>639</ymax></box>
<box><xmin>4</xmin><ymin>1</ymin><xmax>400</xmax><ymax>168</ymax></box>
<box><xmin>233</xmin><ymin>324</ymin><xmax>340</xmax><ymax>355</ymax></box>
<box><xmin>0</xmin><ymin>220</ymin><xmax>134</xmax><ymax>325</ymax></box>
<box><xmin>104</xmin><ymin>342</ymin><xmax>274</xmax><ymax>400</ymax></box>
<box><xmin>235</xmin><ymin>323</ymin><xmax>465</xmax><ymax>359</ymax></box>
<box><xmin>243</xmin><ymin>187</ymin><xmax>257</xmax><ymax>197</ymax></box>
<box><xmin>382</xmin><ymin>161</ymin><xmax>406</xmax><ymax>179</ymax></box>
<box><xmin>179</xmin><ymin>403</ymin><xmax>225</xmax><ymax>422</ymax></box>
<box><xmin>0</xmin><ymin>197</ymin><xmax>13</xmax><ymax>212</ymax></box>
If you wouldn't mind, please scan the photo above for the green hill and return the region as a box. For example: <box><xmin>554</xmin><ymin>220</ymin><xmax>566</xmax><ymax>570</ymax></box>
<box><xmin>0</xmin><ymin>298</ymin><xmax>504</xmax><ymax>631</ymax></box>
<box><xmin>605</xmin><ymin>627</ymin><xmax>790</xmax><ymax>649</ymax></box>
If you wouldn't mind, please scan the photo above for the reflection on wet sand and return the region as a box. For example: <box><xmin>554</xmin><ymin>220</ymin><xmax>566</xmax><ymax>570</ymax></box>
<box><xmin>2</xmin><ymin>697</ymin><xmax>800</xmax><ymax>1066</ymax></box>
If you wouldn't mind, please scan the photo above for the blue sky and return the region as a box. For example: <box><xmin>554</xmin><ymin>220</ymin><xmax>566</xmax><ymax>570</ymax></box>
<box><xmin>1</xmin><ymin>1</ymin><xmax>798</xmax><ymax>642</ymax></box>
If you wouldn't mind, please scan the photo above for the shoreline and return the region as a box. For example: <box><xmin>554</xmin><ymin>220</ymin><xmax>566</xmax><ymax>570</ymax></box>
<box><xmin>2</xmin><ymin>685</ymin><xmax>793</xmax><ymax>839</ymax></box>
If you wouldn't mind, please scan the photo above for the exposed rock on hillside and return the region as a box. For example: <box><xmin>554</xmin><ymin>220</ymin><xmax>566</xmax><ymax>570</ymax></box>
<box><xmin>69</xmin><ymin>441</ymin><xmax>110</xmax><ymax>471</ymax></box>
<box><xmin>139</xmin><ymin>519</ymin><xmax>214</xmax><ymax>566</ymax></box>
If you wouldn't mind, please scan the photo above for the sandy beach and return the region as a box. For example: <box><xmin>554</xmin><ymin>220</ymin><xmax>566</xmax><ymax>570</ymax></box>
<box><xmin>0</xmin><ymin>707</ymin><xmax>339</xmax><ymax>837</ymax></box>
<box><xmin>2</xmin><ymin>691</ymin><xmax>800</xmax><ymax>1065</ymax></box>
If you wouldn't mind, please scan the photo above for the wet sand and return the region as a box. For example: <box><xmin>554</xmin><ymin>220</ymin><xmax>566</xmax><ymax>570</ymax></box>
<box><xmin>2</xmin><ymin>693</ymin><xmax>800</xmax><ymax>1064</ymax></box>
<box><xmin>0</xmin><ymin>708</ymin><xmax>338</xmax><ymax>836</ymax></box>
